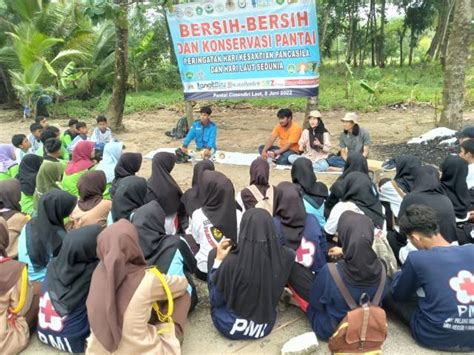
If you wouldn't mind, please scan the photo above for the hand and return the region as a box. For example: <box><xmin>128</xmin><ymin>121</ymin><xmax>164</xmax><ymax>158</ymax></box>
<box><xmin>267</xmin><ymin>151</ymin><xmax>276</xmax><ymax>158</ymax></box>
<box><xmin>261</xmin><ymin>151</ymin><xmax>267</xmax><ymax>159</ymax></box>
<box><xmin>181</xmin><ymin>146</ymin><xmax>188</xmax><ymax>154</ymax></box>
<box><xmin>328</xmin><ymin>247</ymin><xmax>343</xmax><ymax>260</ymax></box>
<box><xmin>203</xmin><ymin>148</ymin><xmax>211</xmax><ymax>158</ymax></box>
<box><xmin>216</xmin><ymin>238</ymin><xmax>233</xmax><ymax>261</ymax></box>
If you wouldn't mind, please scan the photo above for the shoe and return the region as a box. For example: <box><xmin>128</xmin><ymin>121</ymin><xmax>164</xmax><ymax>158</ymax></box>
<box><xmin>382</xmin><ymin>158</ymin><xmax>396</xmax><ymax>171</ymax></box>
<box><xmin>281</xmin><ymin>332</ymin><xmax>319</xmax><ymax>355</ymax></box>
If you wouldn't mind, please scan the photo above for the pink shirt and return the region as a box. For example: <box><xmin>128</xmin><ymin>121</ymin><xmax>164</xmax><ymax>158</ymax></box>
<box><xmin>298</xmin><ymin>129</ymin><xmax>331</xmax><ymax>162</ymax></box>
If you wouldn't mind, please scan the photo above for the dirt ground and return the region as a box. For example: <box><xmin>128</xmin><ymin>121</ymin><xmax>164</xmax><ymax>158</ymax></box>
<box><xmin>0</xmin><ymin>105</ymin><xmax>472</xmax><ymax>354</ymax></box>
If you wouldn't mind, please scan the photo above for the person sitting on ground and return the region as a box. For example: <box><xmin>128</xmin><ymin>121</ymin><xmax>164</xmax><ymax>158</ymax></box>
<box><xmin>440</xmin><ymin>155</ymin><xmax>470</xmax><ymax>222</ymax></box>
<box><xmin>86</xmin><ymin>219</ymin><xmax>190</xmax><ymax>354</ymax></box>
<box><xmin>68</xmin><ymin>121</ymin><xmax>89</xmax><ymax>154</ymax></box>
<box><xmin>456</xmin><ymin>125</ymin><xmax>474</xmax><ymax>146</ymax></box>
<box><xmin>0</xmin><ymin>217</ymin><xmax>38</xmax><ymax>354</ymax></box>
<box><xmin>36</xmin><ymin>126</ymin><xmax>69</xmax><ymax>161</ymax></box>
<box><xmin>327</xmin><ymin>112</ymin><xmax>371</xmax><ymax>169</ymax></box>
<box><xmin>236</xmin><ymin>157</ymin><xmax>274</xmax><ymax>213</ymax></box>
<box><xmin>389</xmin><ymin>166</ymin><xmax>458</xmax><ymax>261</ymax></box>
<box><xmin>288</xmin><ymin>110</ymin><xmax>331</xmax><ymax>172</ymax></box>
<box><xmin>178</xmin><ymin>106</ymin><xmax>217</xmax><ymax>161</ymax></box>
<box><xmin>181</xmin><ymin>160</ymin><xmax>215</xmax><ymax>223</ymax></box>
<box><xmin>0</xmin><ymin>144</ymin><xmax>18</xmax><ymax>181</ymax></box>
<box><xmin>33</xmin><ymin>160</ymin><xmax>64</xmax><ymax>212</ymax></box>
<box><xmin>111</xmin><ymin>176</ymin><xmax>147</xmax><ymax>223</ymax></box>
<box><xmin>190</xmin><ymin>170</ymin><xmax>241</xmax><ymax>281</ymax></box>
<box><xmin>37</xmin><ymin>225</ymin><xmax>101</xmax><ymax>353</ymax></box>
<box><xmin>62</xmin><ymin>140</ymin><xmax>96</xmax><ymax>197</ymax></box>
<box><xmin>259</xmin><ymin>108</ymin><xmax>302</xmax><ymax>165</ymax></box>
<box><xmin>35</xmin><ymin>116</ymin><xmax>48</xmax><ymax>129</ymax></box>
<box><xmin>110</xmin><ymin>152</ymin><xmax>142</xmax><ymax>198</ymax></box>
<box><xmin>0</xmin><ymin>180</ymin><xmax>28</xmax><ymax>258</ymax></box>
<box><xmin>208</xmin><ymin>208</ymin><xmax>295</xmax><ymax>340</ymax></box>
<box><xmin>43</xmin><ymin>138</ymin><xmax>65</xmax><ymax>164</ymax></box>
<box><xmin>273</xmin><ymin>182</ymin><xmax>327</xmax><ymax>310</ymax></box>
<box><xmin>60</xmin><ymin>118</ymin><xmax>78</xmax><ymax>153</ymax></box>
<box><xmin>133</xmin><ymin>200</ymin><xmax>198</xmax><ymax>310</ymax></box>
<box><xmin>324</xmin><ymin>152</ymin><xmax>369</xmax><ymax>217</ymax></box>
<box><xmin>307</xmin><ymin>211</ymin><xmax>390</xmax><ymax>341</ymax></box>
<box><xmin>146</xmin><ymin>152</ymin><xmax>186</xmax><ymax>234</ymax></box>
<box><xmin>70</xmin><ymin>171</ymin><xmax>112</xmax><ymax>229</ymax></box>
<box><xmin>18</xmin><ymin>190</ymin><xmax>77</xmax><ymax>283</ymax></box>
<box><xmin>96</xmin><ymin>141</ymin><xmax>123</xmax><ymax>199</ymax></box>
<box><xmin>28</xmin><ymin>123</ymin><xmax>43</xmax><ymax>154</ymax></box>
<box><xmin>11</xmin><ymin>134</ymin><xmax>32</xmax><ymax>163</ymax></box>
<box><xmin>291</xmin><ymin>157</ymin><xmax>328</xmax><ymax>227</ymax></box>
<box><xmin>389</xmin><ymin>204</ymin><xmax>474</xmax><ymax>352</ymax></box>
<box><xmin>90</xmin><ymin>115</ymin><xmax>113</xmax><ymax>146</ymax></box>
<box><xmin>459</xmin><ymin>138</ymin><xmax>474</xmax><ymax>211</ymax></box>
<box><xmin>379</xmin><ymin>155</ymin><xmax>421</xmax><ymax>221</ymax></box>
<box><xmin>17</xmin><ymin>154</ymin><xmax>43</xmax><ymax>216</ymax></box>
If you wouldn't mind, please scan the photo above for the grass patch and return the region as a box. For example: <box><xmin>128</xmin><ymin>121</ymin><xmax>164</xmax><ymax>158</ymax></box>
<box><xmin>58</xmin><ymin>63</ymin><xmax>473</xmax><ymax>118</ymax></box>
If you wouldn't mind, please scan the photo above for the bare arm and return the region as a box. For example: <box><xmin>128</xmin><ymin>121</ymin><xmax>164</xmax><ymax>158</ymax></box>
<box><xmin>340</xmin><ymin>147</ymin><xmax>348</xmax><ymax>160</ymax></box>
<box><xmin>362</xmin><ymin>145</ymin><xmax>369</xmax><ymax>158</ymax></box>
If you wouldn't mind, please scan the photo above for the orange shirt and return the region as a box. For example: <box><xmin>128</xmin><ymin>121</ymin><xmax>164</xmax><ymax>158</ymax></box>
<box><xmin>272</xmin><ymin>121</ymin><xmax>302</xmax><ymax>153</ymax></box>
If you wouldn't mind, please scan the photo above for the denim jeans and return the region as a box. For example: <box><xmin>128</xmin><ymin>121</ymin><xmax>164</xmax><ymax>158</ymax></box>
<box><xmin>288</xmin><ymin>154</ymin><xmax>329</xmax><ymax>172</ymax></box>
<box><xmin>327</xmin><ymin>155</ymin><xmax>346</xmax><ymax>168</ymax></box>
<box><xmin>258</xmin><ymin>145</ymin><xmax>293</xmax><ymax>165</ymax></box>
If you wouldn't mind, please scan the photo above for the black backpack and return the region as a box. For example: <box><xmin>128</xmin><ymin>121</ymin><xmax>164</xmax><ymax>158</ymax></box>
<box><xmin>166</xmin><ymin>116</ymin><xmax>189</xmax><ymax>140</ymax></box>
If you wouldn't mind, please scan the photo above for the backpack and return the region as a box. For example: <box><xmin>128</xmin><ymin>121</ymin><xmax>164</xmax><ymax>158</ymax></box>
<box><xmin>328</xmin><ymin>263</ymin><xmax>387</xmax><ymax>354</ymax></box>
<box><xmin>166</xmin><ymin>117</ymin><xmax>189</xmax><ymax>140</ymax></box>
<box><xmin>247</xmin><ymin>185</ymin><xmax>274</xmax><ymax>216</ymax></box>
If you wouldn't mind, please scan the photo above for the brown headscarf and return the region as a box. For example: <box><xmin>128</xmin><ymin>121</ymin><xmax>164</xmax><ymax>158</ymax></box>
<box><xmin>86</xmin><ymin>219</ymin><xmax>147</xmax><ymax>352</ymax></box>
<box><xmin>240</xmin><ymin>158</ymin><xmax>270</xmax><ymax>210</ymax></box>
<box><xmin>77</xmin><ymin>170</ymin><xmax>107</xmax><ymax>211</ymax></box>
<box><xmin>0</xmin><ymin>179</ymin><xmax>22</xmax><ymax>220</ymax></box>
<box><xmin>0</xmin><ymin>217</ymin><xmax>25</xmax><ymax>292</ymax></box>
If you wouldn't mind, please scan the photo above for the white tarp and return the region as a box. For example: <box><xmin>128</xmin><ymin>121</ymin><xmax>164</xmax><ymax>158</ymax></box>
<box><xmin>407</xmin><ymin>127</ymin><xmax>456</xmax><ymax>144</ymax></box>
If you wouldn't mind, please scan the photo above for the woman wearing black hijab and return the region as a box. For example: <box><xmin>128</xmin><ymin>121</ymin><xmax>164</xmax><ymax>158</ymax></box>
<box><xmin>110</xmin><ymin>152</ymin><xmax>142</xmax><ymax>198</ymax></box>
<box><xmin>379</xmin><ymin>155</ymin><xmax>421</xmax><ymax>218</ymax></box>
<box><xmin>307</xmin><ymin>211</ymin><xmax>389</xmax><ymax>340</ymax></box>
<box><xmin>16</xmin><ymin>154</ymin><xmax>43</xmax><ymax>215</ymax></box>
<box><xmin>236</xmin><ymin>157</ymin><xmax>273</xmax><ymax>212</ymax></box>
<box><xmin>146</xmin><ymin>152</ymin><xmax>186</xmax><ymax>234</ymax></box>
<box><xmin>324</xmin><ymin>152</ymin><xmax>369</xmax><ymax>217</ymax></box>
<box><xmin>440</xmin><ymin>155</ymin><xmax>470</xmax><ymax>221</ymax></box>
<box><xmin>291</xmin><ymin>157</ymin><xmax>328</xmax><ymax>227</ymax></box>
<box><xmin>133</xmin><ymin>200</ymin><xmax>198</xmax><ymax>311</ymax></box>
<box><xmin>208</xmin><ymin>208</ymin><xmax>295</xmax><ymax>340</ymax></box>
<box><xmin>17</xmin><ymin>189</ymin><xmax>77</xmax><ymax>283</ymax></box>
<box><xmin>190</xmin><ymin>170</ymin><xmax>240</xmax><ymax>280</ymax></box>
<box><xmin>111</xmin><ymin>176</ymin><xmax>147</xmax><ymax>222</ymax></box>
<box><xmin>38</xmin><ymin>225</ymin><xmax>101</xmax><ymax>353</ymax></box>
<box><xmin>181</xmin><ymin>160</ymin><xmax>215</xmax><ymax>218</ymax></box>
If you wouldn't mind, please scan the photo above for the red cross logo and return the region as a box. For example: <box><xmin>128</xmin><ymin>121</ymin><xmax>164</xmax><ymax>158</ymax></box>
<box><xmin>38</xmin><ymin>292</ymin><xmax>64</xmax><ymax>332</ymax></box>
<box><xmin>449</xmin><ymin>270</ymin><xmax>474</xmax><ymax>304</ymax></box>
<box><xmin>295</xmin><ymin>237</ymin><xmax>315</xmax><ymax>268</ymax></box>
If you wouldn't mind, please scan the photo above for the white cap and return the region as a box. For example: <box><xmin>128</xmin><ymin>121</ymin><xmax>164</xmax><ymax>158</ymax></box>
<box><xmin>341</xmin><ymin>112</ymin><xmax>359</xmax><ymax>124</ymax></box>
<box><xmin>308</xmin><ymin>110</ymin><xmax>322</xmax><ymax>118</ymax></box>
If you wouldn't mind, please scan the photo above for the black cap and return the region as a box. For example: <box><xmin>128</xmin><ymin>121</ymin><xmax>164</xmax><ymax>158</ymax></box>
<box><xmin>456</xmin><ymin>126</ymin><xmax>474</xmax><ymax>139</ymax></box>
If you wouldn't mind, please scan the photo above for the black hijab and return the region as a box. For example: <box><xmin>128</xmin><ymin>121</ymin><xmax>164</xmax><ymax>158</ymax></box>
<box><xmin>110</xmin><ymin>152</ymin><xmax>142</xmax><ymax>197</ymax></box>
<box><xmin>274</xmin><ymin>182</ymin><xmax>306</xmax><ymax>250</ymax></box>
<box><xmin>214</xmin><ymin>209</ymin><xmax>295</xmax><ymax>323</ymax></box>
<box><xmin>411</xmin><ymin>166</ymin><xmax>443</xmax><ymax>193</ymax></box>
<box><xmin>181</xmin><ymin>160</ymin><xmax>215</xmax><ymax>217</ymax></box>
<box><xmin>200</xmin><ymin>170</ymin><xmax>238</xmax><ymax>242</ymax></box>
<box><xmin>394</xmin><ymin>155</ymin><xmax>422</xmax><ymax>193</ymax></box>
<box><xmin>440</xmin><ymin>155</ymin><xmax>470</xmax><ymax>219</ymax></box>
<box><xmin>111</xmin><ymin>176</ymin><xmax>147</xmax><ymax>222</ymax></box>
<box><xmin>341</xmin><ymin>172</ymin><xmax>385</xmax><ymax>229</ymax></box>
<box><xmin>291</xmin><ymin>157</ymin><xmax>328</xmax><ymax>208</ymax></box>
<box><xmin>17</xmin><ymin>154</ymin><xmax>43</xmax><ymax>196</ymax></box>
<box><xmin>46</xmin><ymin>224</ymin><xmax>101</xmax><ymax>316</ymax></box>
<box><xmin>337</xmin><ymin>211</ymin><xmax>383</xmax><ymax>287</ymax></box>
<box><xmin>146</xmin><ymin>152</ymin><xmax>182</xmax><ymax>215</ymax></box>
<box><xmin>26</xmin><ymin>190</ymin><xmax>77</xmax><ymax>270</ymax></box>
<box><xmin>308</xmin><ymin>118</ymin><xmax>328</xmax><ymax>150</ymax></box>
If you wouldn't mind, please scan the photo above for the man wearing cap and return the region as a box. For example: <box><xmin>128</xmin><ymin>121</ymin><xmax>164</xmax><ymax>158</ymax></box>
<box><xmin>327</xmin><ymin>112</ymin><xmax>371</xmax><ymax>168</ymax></box>
<box><xmin>259</xmin><ymin>108</ymin><xmax>302</xmax><ymax>165</ymax></box>
<box><xmin>288</xmin><ymin>110</ymin><xmax>331</xmax><ymax>172</ymax></box>
<box><xmin>456</xmin><ymin>125</ymin><xmax>474</xmax><ymax>145</ymax></box>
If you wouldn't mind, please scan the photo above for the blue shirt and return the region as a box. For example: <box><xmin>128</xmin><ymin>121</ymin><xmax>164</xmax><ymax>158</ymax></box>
<box><xmin>208</xmin><ymin>267</ymin><xmax>275</xmax><ymax>340</ymax></box>
<box><xmin>183</xmin><ymin>120</ymin><xmax>217</xmax><ymax>150</ymax></box>
<box><xmin>17</xmin><ymin>225</ymin><xmax>47</xmax><ymax>282</ymax></box>
<box><xmin>307</xmin><ymin>263</ymin><xmax>390</xmax><ymax>340</ymax></box>
<box><xmin>392</xmin><ymin>245</ymin><xmax>474</xmax><ymax>351</ymax></box>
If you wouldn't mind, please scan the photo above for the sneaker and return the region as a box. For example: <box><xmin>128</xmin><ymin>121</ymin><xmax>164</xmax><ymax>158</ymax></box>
<box><xmin>281</xmin><ymin>332</ymin><xmax>319</xmax><ymax>355</ymax></box>
<box><xmin>382</xmin><ymin>158</ymin><xmax>396</xmax><ymax>171</ymax></box>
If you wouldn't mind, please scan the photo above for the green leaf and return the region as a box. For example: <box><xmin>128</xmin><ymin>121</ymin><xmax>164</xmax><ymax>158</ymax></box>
<box><xmin>51</xmin><ymin>49</ymin><xmax>84</xmax><ymax>64</ymax></box>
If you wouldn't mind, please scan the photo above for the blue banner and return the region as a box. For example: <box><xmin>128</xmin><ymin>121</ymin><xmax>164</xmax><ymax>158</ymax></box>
<box><xmin>166</xmin><ymin>0</ymin><xmax>320</xmax><ymax>100</ymax></box>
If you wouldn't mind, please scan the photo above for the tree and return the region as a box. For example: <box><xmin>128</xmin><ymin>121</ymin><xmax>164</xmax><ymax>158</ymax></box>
<box><xmin>439</xmin><ymin>0</ymin><xmax>472</xmax><ymax>129</ymax></box>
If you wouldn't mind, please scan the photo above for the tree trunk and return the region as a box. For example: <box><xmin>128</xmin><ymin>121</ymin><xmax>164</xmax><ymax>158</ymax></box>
<box><xmin>408</xmin><ymin>29</ymin><xmax>415</xmax><ymax>66</ymax></box>
<box><xmin>107</xmin><ymin>0</ymin><xmax>129</xmax><ymax>131</ymax></box>
<box><xmin>436</xmin><ymin>0</ymin><xmax>455</xmax><ymax>61</ymax></box>
<box><xmin>0</xmin><ymin>66</ymin><xmax>16</xmax><ymax>106</ymax></box>
<box><xmin>377</xmin><ymin>0</ymin><xmax>386</xmax><ymax>67</ymax></box>
<box><xmin>370</xmin><ymin>0</ymin><xmax>376</xmax><ymax>67</ymax></box>
<box><xmin>319</xmin><ymin>3</ymin><xmax>330</xmax><ymax>63</ymax></box>
<box><xmin>439</xmin><ymin>0</ymin><xmax>471</xmax><ymax>129</ymax></box>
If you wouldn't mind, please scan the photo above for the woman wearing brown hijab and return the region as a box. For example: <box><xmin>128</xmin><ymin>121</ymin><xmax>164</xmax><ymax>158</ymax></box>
<box><xmin>70</xmin><ymin>171</ymin><xmax>112</xmax><ymax>229</ymax></box>
<box><xmin>0</xmin><ymin>217</ymin><xmax>37</xmax><ymax>354</ymax></box>
<box><xmin>86</xmin><ymin>219</ymin><xmax>189</xmax><ymax>354</ymax></box>
<box><xmin>0</xmin><ymin>179</ymin><xmax>28</xmax><ymax>258</ymax></box>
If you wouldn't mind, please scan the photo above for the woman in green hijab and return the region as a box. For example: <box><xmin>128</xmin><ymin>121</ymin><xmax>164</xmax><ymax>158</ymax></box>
<box><xmin>33</xmin><ymin>161</ymin><xmax>64</xmax><ymax>212</ymax></box>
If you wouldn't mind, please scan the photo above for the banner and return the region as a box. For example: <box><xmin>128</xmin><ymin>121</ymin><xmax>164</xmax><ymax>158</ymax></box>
<box><xmin>166</xmin><ymin>0</ymin><xmax>320</xmax><ymax>100</ymax></box>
